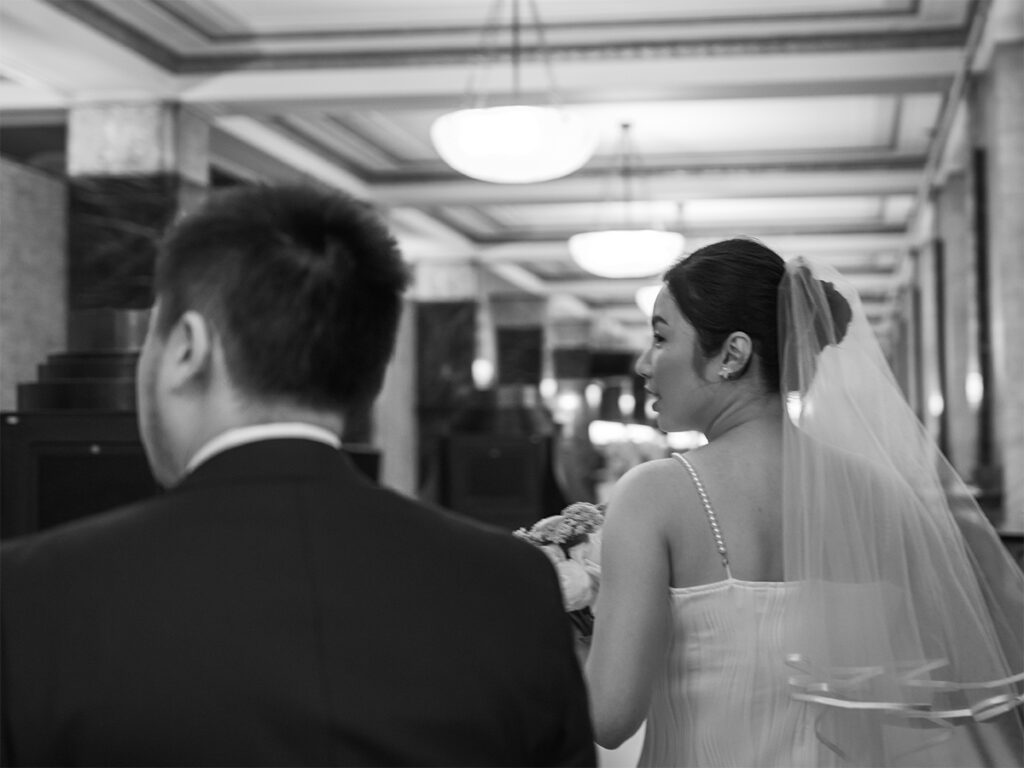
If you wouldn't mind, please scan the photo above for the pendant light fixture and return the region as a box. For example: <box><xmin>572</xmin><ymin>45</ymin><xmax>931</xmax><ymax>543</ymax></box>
<box><xmin>568</xmin><ymin>122</ymin><xmax>684</xmax><ymax>278</ymax></box>
<box><xmin>635</xmin><ymin>283</ymin><xmax>663</xmax><ymax>316</ymax></box>
<box><xmin>430</xmin><ymin>0</ymin><xmax>597</xmax><ymax>184</ymax></box>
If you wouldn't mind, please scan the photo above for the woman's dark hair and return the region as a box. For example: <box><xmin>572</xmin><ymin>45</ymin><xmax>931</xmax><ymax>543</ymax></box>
<box><xmin>154</xmin><ymin>183</ymin><xmax>410</xmax><ymax>412</ymax></box>
<box><xmin>663</xmin><ymin>237</ymin><xmax>850</xmax><ymax>392</ymax></box>
<box><xmin>663</xmin><ymin>238</ymin><xmax>785</xmax><ymax>390</ymax></box>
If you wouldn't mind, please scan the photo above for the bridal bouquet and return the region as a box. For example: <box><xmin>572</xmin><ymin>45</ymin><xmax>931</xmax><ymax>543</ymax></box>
<box><xmin>515</xmin><ymin>502</ymin><xmax>604</xmax><ymax>638</ymax></box>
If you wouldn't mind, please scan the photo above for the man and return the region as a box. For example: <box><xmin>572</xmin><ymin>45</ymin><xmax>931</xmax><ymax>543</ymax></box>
<box><xmin>1</xmin><ymin>184</ymin><xmax>595</xmax><ymax>766</ymax></box>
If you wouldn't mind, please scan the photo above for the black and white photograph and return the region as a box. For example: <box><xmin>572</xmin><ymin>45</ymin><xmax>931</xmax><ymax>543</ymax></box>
<box><xmin>1</xmin><ymin>1</ymin><xmax>1022</xmax><ymax>766</ymax></box>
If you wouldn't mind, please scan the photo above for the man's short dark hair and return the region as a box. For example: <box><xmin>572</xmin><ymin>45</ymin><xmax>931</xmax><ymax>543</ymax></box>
<box><xmin>154</xmin><ymin>183</ymin><xmax>410</xmax><ymax>412</ymax></box>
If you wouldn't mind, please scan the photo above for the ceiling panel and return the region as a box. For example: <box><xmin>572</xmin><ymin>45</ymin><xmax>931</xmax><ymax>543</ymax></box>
<box><xmin>0</xmin><ymin>0</ymin><xmax>991</xmax><ymax>353</ymax></box>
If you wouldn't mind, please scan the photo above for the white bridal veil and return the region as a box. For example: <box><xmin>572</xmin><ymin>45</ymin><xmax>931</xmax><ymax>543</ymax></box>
<box><xmin>779</xmin><ymin>258</ymin><xmax>1024</xmax><ymax>766</ymax></box>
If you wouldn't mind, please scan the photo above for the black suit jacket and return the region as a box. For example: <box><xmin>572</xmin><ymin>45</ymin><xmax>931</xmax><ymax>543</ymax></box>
<box><xmin>1</xmin><ymin>439</ymin><xmax>595</xmax><ymax>767</ymax></box>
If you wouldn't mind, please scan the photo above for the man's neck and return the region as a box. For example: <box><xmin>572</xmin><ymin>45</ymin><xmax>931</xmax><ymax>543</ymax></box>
<box><xmin>185</xmin><ymin>421</ymin><xmax>343</xmax><ymax>474</ymax></box>
<box><xmin>181</xmin><ymin>396</ymin><xmax>346</xmax><ymax>475</ymax></box>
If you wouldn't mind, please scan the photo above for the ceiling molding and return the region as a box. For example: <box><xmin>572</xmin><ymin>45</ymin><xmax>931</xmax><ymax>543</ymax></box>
<box><xmin>2</xmin><ymin>0</ymin><xmax>976</xmax><ymax>349</ymax></box>
<box><xmin>375</xmin><ymin>169</ymin><xmax>922</xmax><ymax>207</ymax></box>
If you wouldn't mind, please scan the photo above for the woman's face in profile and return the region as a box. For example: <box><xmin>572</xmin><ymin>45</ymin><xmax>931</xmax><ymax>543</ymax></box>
<box><xmin>635</xmin><ymin>287</ymin><xmax>716</xmax><ymax>432</ymax></box>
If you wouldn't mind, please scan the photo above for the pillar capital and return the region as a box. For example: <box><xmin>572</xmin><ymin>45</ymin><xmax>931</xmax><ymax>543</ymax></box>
<box><xmin>64</xmin><ymin>101</ymin><xmax>211</xmax><ymax>347</ymax></box>
<box><xmin>67</xmin><ymin>101</ymin><xmax>209</xmax><ymax>185</ymax></box>
<box><xmin>411</xmin><ymin>260</ymin><xmax>484</xmax><ymax>301</ymax></box>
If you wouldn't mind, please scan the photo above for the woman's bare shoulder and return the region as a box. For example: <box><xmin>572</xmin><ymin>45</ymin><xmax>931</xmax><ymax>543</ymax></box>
<box><xmin>606</xmin><ymin>456</ymin><xmax>701</xmax><ymax>522</ymax></box>
<box><xmin>614</xmin><ymin>456</ymin><xmax>685</xmax><ymax>492</ymax></box>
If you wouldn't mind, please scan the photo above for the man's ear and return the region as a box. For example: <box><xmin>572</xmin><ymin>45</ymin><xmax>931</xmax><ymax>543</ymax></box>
<box><xmin>165</xmin><ymin>310</ymin><xmax>214</xmax><ymax>391</ymax></box>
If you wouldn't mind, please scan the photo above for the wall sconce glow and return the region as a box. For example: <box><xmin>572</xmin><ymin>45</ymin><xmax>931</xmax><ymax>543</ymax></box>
<box><xmin>635</xmin><ymin>284</ymin><xmax>662</xmax><ymax>316</ymax></box>
<box><xmin>928</xmin><ymin>391</ymin><xmax>945</xmax><ymax>418</ymax></box>
<box><xmin>965</xmin><ymin>370</ymin><xmax>984</xmax><ymax>410</ymax></box>
<box><xmin>588</xmin><ymin>419</ymin><xmax>626</xmax><ymax>446</ymax></box>
<box><xmin>539</xmin><ymin>377</ymin><xmax>558</xmax><ymax>401</ymax></box>
<box><xmin>624</xmin><ymin>423</ymin><xmax>660</xmax><ymax>443</ymax></box>
<box><xmin>471</xmin><ymin>358</ymin><xmax>495</xmax><ymax>389</ymax></box>
<box><xmin>784</xmin><ymin>391</ymin><xmax>817</xmax><ymax>423</ymax></box>
<box><xmin>555</xmin><ymin>391</ymin><xmax>582</xmax><ymax>416</ymax></box>
<box><xmin>569</xmin><ymin>230</ymin><xmax>684</xmax><ymax>278</ymax></box>
<box><xmin>568</xmin><ymin>122</ymin><xmax>684</xmax><ymax>277</ymax></box>
<box><xmin>431</xmin><ymin>106</ymin><xmax>597</xmax><ymax>184</ymax></box>
<box><xmin>645</xmin><ymin>399</ymin><xmax>657</xmax><ymax>421</ymax></box>
<box><xmin>584</xmin><ymin>382</ymin><xmax>603</xmax><ymax>411</ymax></box>
<box><xmin>618</xmin><ymin>392</ymin><xmax>636</xmax><ymax>418</ymax></box>
<box><xmin>666</xmin><ymin>431</ymin><xmax>708</xmax><ymax>451</ymax></box>
<box><xmin>786</xmin><ymin>392</ymin><xmax>803</xmax><ymax>424</ymax></box>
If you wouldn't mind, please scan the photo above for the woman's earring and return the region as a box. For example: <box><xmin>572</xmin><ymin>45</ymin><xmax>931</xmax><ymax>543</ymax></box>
<box><xmin>718</xmin><ymin>366</ymin><xmax>733</xmax><ymax>381</ymax></box>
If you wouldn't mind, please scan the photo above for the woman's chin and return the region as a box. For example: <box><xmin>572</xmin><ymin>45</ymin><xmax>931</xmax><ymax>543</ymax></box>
<box><xmin>655</xmin><ymin>414</ymin><xmax>679</xmax><ymax>433</ymax></box>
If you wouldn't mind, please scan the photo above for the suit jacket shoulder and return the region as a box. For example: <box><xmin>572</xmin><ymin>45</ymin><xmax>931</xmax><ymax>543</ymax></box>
<box><xmin>1</xmin><ymin>438</ymin><xmax>595</xmax><ymax>767</ymax></box>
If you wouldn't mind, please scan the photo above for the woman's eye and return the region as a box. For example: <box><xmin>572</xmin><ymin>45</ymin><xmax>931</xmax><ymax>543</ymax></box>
<box><xmin>652</xmin><ymin>332</ymin><xmax>666</xmax><ymax>345</ymax></box>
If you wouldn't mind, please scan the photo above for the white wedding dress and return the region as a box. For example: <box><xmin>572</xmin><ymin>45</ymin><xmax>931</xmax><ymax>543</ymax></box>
<box><xmin>635</xmin><ymin>454</ymin><xmax>1011</xmax><ymax>768</ymax></box>
<box><xmin>640</xmin><ymin>578</ymin><xmax>832</xmax><ymax>768</ymax></box>
<box><xmin>637</xmin><ymin>454</ymin><xmax>835</xmax><ymax>768</ymax></box>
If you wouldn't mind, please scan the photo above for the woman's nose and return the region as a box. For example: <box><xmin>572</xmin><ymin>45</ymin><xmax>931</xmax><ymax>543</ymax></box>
<box><xmin>634</xmin><ymin>349</ymin><xmax>651</xmax><ymax>378</ymax></box>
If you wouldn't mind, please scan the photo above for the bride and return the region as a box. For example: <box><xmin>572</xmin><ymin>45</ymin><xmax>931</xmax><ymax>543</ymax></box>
<box><xmin>583</xmin><ymin>238</ymin><xmax>1024</xmax><ymax>767</ymax></box>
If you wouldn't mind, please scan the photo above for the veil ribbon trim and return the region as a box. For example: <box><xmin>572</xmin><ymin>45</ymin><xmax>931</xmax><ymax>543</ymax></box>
<box><xmin>778</xmin><ymin>257</ymin><xmax>1024</xmax><ymax>764</ymax></box>
<box><xmin>787</xmin><ymin>654</ymin><xmax>1024</xmax><ymax>724</ymax></box>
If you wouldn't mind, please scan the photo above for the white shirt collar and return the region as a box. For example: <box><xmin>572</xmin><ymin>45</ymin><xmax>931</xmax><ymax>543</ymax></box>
<box><xmin>185</xmin><ymin>422</ymin><xmax>342</xmax><ymax>474</ymax></box>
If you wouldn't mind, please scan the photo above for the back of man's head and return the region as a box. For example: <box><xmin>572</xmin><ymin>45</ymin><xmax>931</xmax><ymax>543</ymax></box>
<box><xmin>153</xmin><ymin>183</ymin><xmax>409</xmax><ymax>412</ymax></box>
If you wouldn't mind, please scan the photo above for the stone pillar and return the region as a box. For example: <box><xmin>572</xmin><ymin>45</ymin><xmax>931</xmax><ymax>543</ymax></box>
<box><xmin>0</xmin><ymin>159</ymin><xmax>66</xmax><ymax>412</ymax></box>
<box><xmin>889</xmin><ymin>281</ymin><xmax>919</xmax><ymax>414</ymax></box>
<box><xmin>15</xmin><ymin>101</ymin><xmax>210</xmax><ymax>411</ymax></box>
<box><xmin>547</xmin><ymin>295</ymin><xmax>599</xmax><ymax>503</ymax></box>
<box><xmin>66</xmin><ymin>102</ymin><xmax>209</xmax><ymax>352</ymax></box>
<box><xmin>915</xmin><ymin>242</ymin><xmax>945</xmax><ymax>448</ymax></box>
<box><xmin>373</xmin><ymin>297</ymin><xmax>418</xmax><ymax>495</ymax></box>
<box><xmin>411</xmin><ymin>260</ymin><xmax>486</xmax><ymax>501</ymax></box>
<box><xmin>974</xmin><ymin>42</ymin><xmax>1024</xmax><ymax>528</ymax></box>
<box><xmin>934</xmin><ymin>170</ymin><xmax>980</xmax><ymax>478</ymax></box>
<box><xmin>489</xmin><ymin>294</ymin><xmax>552</xmax><ymax>437</ymax></box>
<box><xmin>412</xmin><ymin>261</ymin><xmax>485</xmax><ymax>412</ymax></box>
<box><xmin>491</xmin><ymin>294</ymin><xmax>546</xmax><ymax>388</ymax></box>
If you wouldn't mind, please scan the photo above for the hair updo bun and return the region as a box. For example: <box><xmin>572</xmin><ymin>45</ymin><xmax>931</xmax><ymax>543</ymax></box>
<box><xmin>663</xmin><ymin>238</ymin><xmax>787</xmax><ymax>391</ymax></box>
<box><xmin>821</xmin><ymin>279</ymin><xmax>852</xmax><ymax>344</ymax></box>
<box><xmin>662</xmin><ymin>239</ymin><xmax>853</xmax><ymax>393</ymax></box>
<box><xmin>783</xmin><ymin>263</ymin><xmax>853</xmax><ymax>350</ymax></box>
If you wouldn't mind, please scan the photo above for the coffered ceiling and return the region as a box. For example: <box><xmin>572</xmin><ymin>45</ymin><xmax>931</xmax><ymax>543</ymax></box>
<box><xmin>1</xmin><ymin>0</ymin><xmax>1018</xmax><ymax>351</ymax></box>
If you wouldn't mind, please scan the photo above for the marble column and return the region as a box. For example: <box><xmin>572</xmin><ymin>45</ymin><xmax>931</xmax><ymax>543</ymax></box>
<box><xmin>973</xmin><ymin>42</ymin><xmax>1024</xmax><ymax>528</ymax></box>
<box><xmin>547</xmin><ymin>297</ymin><xmax>599</xmax><ymax>503</ymax></box>
<box><xmin>934</xmin><ymin>171</ymin><xmax>980</xmax><ymax>479</ymax></box>
<box><xmin>14</xmin><ymin>101</ymin><xmax>211</xmax><ymax>411</ymax></box>
<box><xmin>915</xmin><ymin>242</ymin><xmax>945</xmax><ymax>448</ymax></box>
<box><xmin>373</xmin><ymin>297</ymin><xmax>418</xmax><ymax>496</ymax></box>
<box><xmin>411</xmin><ymin>260</ymin><xmax>485</xmax><ymax>501</ymax></box>
<box><xmin>66</xmin><ymin>101</ymin><xmax>209</xmax><ymax>351</ymax></box>
<box><xmin>889</xmin><ymin>281</ymin><xmax>920</xmax><ymax>415</ymax></box>
<box><xmin>412</xmin><ymin>261</ymin><xmax>484</xmax><ymax>411</ymax></box>
<box><xmin>491</xmin><ymin>294</ymin><xmax>546</xmax><ymax>388</ymax></box>
<box><xmin>0</xmin><ymin>159</ymin><xmax>67</xmax><ymax>412</ymax></box>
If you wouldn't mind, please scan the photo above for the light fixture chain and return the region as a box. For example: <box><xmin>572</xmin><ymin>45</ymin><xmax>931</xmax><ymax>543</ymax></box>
<box><xmin>621</xmin><ymin>122</ymin><xmax>636</xmax><ymax>226</ymax></box>
<box><xmin>528</xmin><ymin>0</ymin><xmax>562</xmax><ymax>107</ymax></box>
<box><xmin>467</xmin><ymin>0</ymin><xmax>509</xmax><ymax>108</ymax></box>
<box><xmin>431</xmin><ymin>0</ymin><xmax>597</xmax><ymax>184</ymax></box>
<box><xmin>511</xmin><ymin>0</ymin><xmax>521</xmax><ymax>100</ymax></box>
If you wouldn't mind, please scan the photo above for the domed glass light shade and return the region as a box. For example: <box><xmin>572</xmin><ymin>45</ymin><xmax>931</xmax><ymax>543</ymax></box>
<box><xmin>568</xmin><ymin>122</ymin><xmax>684</xmax><ymax>277</ymax></box>
<box><xmin>430</xmin><ymin>0</ymin><xmax>597</xmax><ymax>184</ymax></box>
<box><xmin>431</xmin><ymin>105</ymin><xmax>597</xmax><ymax>184</ymax></box>
<box><xmin>569</xmin><ymin>229</ymin><xmax>684</xmax><ymax>278</ymax></box>
<box><xmin>634</xmin><ymin>283</ymin><xmax>664</xmax><ymax>316</ymax></box>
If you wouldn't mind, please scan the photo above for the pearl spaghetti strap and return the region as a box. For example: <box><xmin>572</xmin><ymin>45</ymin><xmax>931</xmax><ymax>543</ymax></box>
<box><xmin>672</xmin><ymin>453</ymin><xmax>732</xmax><ymax>579</ymax></box>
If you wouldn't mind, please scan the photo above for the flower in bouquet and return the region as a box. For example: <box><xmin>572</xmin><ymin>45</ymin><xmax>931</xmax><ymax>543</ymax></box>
<box><xmin>515</xmin><ymin>502</ymin><xmax>603</xmax><ymax>636</ymax></box>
